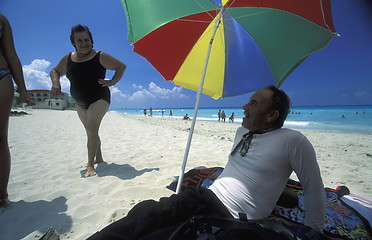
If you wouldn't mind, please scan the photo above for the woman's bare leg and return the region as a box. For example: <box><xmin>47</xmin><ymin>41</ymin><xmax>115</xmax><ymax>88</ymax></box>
<box><xmin>76</xmin><ymin>100</ymin><xmax>109</xmax><ymax>177</ymax></box>
<box><xmin>76</xmin><ymin>105</ymin><xmax>104</xmax><ymax>164</ymax></box>
<box><xmin>94</xmin><ymin>137</ymin><xmax>104</xmax><ymax>164</ymax></box>
<box><xmin>0</xmin><ymin>76</ymin><xmax>14</xmax><ymax>207</ymax></box>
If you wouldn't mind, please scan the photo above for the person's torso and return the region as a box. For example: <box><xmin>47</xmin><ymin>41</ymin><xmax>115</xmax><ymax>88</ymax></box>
<box><xmin>66</xmin><ymin>51</ymin><xmax>106</xmax><ymax>92</ymax></box>
<box><xmin>0</xmin><ymin>23</ymin><xmax>9</xmax><ymax>68</ymax></box>
<box><xmin>209</xmin><ymin>127</ymin><xmax>306</xmax><ymax>219</ymax></box>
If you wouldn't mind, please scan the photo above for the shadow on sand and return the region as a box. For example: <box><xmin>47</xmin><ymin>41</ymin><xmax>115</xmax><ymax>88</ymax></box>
<box><xmin>0</xmin><ymin>196</ymin><xmax>71</xmax><ymax>239</ymax></box>
<box><xmin>80</xmin><ymin>162</ymin><xmax>160</xmax><ymax>180</ymax></box>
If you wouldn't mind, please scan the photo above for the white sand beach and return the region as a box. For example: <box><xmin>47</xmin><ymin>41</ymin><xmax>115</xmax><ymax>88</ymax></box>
<box><xmin>1</xmin><ymin>109</ymin><xmax>371</xmax><ymax>239</ymax></box>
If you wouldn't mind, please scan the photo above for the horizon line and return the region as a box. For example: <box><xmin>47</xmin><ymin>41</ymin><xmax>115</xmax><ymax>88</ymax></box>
<box><xmin>111</xmin><ymin>105</ymin><xmax>372</xmax><ymax>110</ymax></box>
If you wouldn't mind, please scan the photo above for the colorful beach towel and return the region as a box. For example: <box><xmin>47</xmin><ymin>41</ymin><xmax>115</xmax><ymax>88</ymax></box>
<box><xmin>274</xmin><ymin>180</ymin><xmax>372</xmax><ymax>240</ymax></box>
<box><xmin>167</xmin><ymin>167</ymin><xmax>372</xmax><ymax>240</ymax></box>
<box><xmin>166</xmin><ymin>167</ymin><xmax>224</xmax><ymax>192</ymax></box>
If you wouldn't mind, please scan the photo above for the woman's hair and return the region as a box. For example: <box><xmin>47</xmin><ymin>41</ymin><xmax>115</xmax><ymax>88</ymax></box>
<box><xmin>266</xmin><ymin>85</ymin><xmax>291</xmax><ymax>128</ymax></box>
<box><xmin>70</xmin><ymin>24</ymin><xmax>94</xmax><ymax>48</ymax></box>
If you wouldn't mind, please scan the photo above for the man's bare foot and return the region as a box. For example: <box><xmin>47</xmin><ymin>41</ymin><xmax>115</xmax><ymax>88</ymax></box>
<box><xmin>0</xmin><ymin>197</ymin><xmax>10</xmax><ymax>208</ymax></box>
<box><xmin>85</xmin><ymin>166</ymin><xmax>96</xmax><ymax>177</ymax></box>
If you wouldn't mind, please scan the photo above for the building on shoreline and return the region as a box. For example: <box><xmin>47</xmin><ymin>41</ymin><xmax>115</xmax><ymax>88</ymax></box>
<box><xmin>14</xmin><ymin>89</ymin><xmax>75</xmax><ymax>110</ymax></box>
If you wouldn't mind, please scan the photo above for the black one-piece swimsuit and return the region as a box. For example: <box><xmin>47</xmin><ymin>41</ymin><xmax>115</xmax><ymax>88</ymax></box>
<box><xmin>66</xmin><ymin>51</ymin><xmax>110</xmax><ymax>109</ymax></box>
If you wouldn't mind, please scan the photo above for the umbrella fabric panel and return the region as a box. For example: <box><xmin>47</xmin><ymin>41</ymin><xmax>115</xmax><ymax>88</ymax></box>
<box><xmin>133</xmin><ymin>12</ymin><xmax>218</xmax><ymax>81</ymax></box>
<box><xmin>172</xmin><ymin>10</ymin><xmax>275</xmax><ymax>99</ymax></box>
<box><xmin>173</xmin><ymin>17</ymin><xmax>226</xmax><ymax>99</ymax></box>
<box><xmin>122</xmin><ymin>0</ymin><xmax>220</xmax><ymax>43</ymax></box>
<box><xmin>228</xmin><ymin>7</ymin><xmax>336</xmax><ymax>86</ymax></box>
<box><xmin>210</xmin><ymin>0</ymin><xmax>231</xmax><ymax>8</ymax></box>
<box><xmin>226</xmin><ymin>0</ymin><xmax>336</xmax><ymax>32</ymax></box>
<box><xmin>131</xmin><ymin>8</ymin><xmax>276</xmax><ymax>99</ymax></box>
<box><xmin>222</xmin><ymin>13</ymin><xmax>276</xmax><ymax>98</ymax></box>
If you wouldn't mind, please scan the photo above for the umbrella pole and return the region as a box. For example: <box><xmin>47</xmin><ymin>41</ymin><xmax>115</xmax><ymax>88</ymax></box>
<box><xmin>176</xmin><ymin>7</ymin><xmax>225</xmax><ymax>194</ymax></box>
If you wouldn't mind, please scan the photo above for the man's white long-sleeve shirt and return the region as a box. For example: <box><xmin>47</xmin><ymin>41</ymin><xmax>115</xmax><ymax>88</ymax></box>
<box><xmin>209</xmin><ymin>127</ymin><xmax>326</xmax><ymax>231</ymax></box>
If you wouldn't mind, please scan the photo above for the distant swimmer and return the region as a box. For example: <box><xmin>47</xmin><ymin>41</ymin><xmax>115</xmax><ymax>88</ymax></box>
<box><xmin>183</xmin><ymin>114</ymin><xmax>191</xmax><ymax>120</ymax></box>
<box><xmin>229</xmin><ymin>112</ymin><xmax>235</xmax><ymax>123</ymax></box>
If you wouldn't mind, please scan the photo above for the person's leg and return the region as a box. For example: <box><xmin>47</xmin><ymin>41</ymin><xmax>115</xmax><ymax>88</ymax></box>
<box><xmin>94</xmin><ymin>138</ymin><xmax>104</xmax><ymax>164</ymax></box>
<box><xmin>87</xmin><ymin>187</ymin><xmax>232</xmax><ymax>240</ymax></box>
<box><xmin>76</xmin><ymin>105</ymin><xmax>104</xmax><ymax>169</ymax></box>
<box><xmin>75</xmin><ymin>103</ymin><xmax>89</xmax><ymax>167</ymax></box>
<box><xmin>276</xmin><ymin>187</ymin><xmax>299</xmax><ymax>208</ymax></box>
<box><xmin>77</xmin><ymin>100</ymin><xmax>109</xmax><ymax>177</ymax></box>
<box><xmin>0</xmin><ymin>76</ymin><xmax>14</xmax><ymax>207</ymax></box>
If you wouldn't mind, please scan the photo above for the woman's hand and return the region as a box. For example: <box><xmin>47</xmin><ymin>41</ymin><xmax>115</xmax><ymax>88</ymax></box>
<box><xmin>19</xmin><ymin>91</ymin><xmax>35</xmax><ymax>106</ymax></box>
<box><xmin>98</xmin><ymin>79</ymin><xmax>116</xmax><ymax>87</ymax></box>
<box><xmin>51</xmin><ymin>84</ymin><xmax>62</xmax><ymax>98</ymax></box>
<box><xmin>99</xmin><ymin>52</ymin><xmax>126</xmax><ymax>86</ymax></box>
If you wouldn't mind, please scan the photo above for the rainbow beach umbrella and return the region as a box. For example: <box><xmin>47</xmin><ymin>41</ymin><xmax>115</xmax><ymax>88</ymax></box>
<box><xmin>122</xmin><ymin>0</ymin><xmax>337</xmax><ymax>99</ymax></box>
<box><xmin>121</xmin><ymin>0</ymin><xmax>337</xmax><ymax>193</ymax></box>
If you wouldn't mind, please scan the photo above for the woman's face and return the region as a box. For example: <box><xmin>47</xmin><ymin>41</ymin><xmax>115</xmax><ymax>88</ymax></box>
<box><xmin>73</xmin><ymin>30</ymin><xmax>93</xmax><ymax>54</ymax></box>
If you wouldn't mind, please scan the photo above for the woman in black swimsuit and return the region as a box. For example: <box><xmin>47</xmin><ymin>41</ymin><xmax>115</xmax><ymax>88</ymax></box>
<box><xmin>0</xmin><ymin>14</ymin><xmax>33</xmax><ymax>208</ymax></box>
<box><xmin>50</xmin><ymin>24</ymin><xmax>126</xmax><ymax>177</ymax></box>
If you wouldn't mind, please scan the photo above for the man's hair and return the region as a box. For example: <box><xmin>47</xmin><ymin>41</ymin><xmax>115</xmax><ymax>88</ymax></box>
<box><xmin>266</xmin><ymin>85</ymin><xmax>291</xmax><ymax>128</ymax></box>
<box><xmin>70</xmin><ymin>24</ymin><xmax>94</xmax><ymax>48</ymax></box>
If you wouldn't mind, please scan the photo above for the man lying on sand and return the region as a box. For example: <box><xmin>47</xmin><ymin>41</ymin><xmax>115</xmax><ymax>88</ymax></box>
<box><xmin>88</xmin><ymin>86</ymin><xmax>326</xmax><ymax>239</ymax></box>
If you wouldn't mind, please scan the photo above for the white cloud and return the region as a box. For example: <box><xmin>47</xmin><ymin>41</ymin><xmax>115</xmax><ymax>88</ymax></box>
<box><xmin>132</xmin><ymin>84</ymin><xmax>143</xmax><ymax>90</ymax></box>
<box><xmin>148</xmin><ymin>82</ymin><xmax>187</xmax><ymax>99</ymax></box>
<box><xmin>354</xmin><ymin>91</ymin><xmax>370</xmax><ymax>98</ymax></box>
<box><xmin>25</xmin><ymin>59</ymin><xmax>50</xmax><ymax>71</ymax></box>
<box><xmin>113</xmin><ymin>82</ymin><xmax>188</xmax><ymax>103</ymax></box>
<box><xmin>110</xmin><ymin>86</ymin><xmax>128</xmax><ymax>98</ymax></box>
<box><xmin>23</xmin><ymin>59</ymin><xmax>70</xmax><ymax>92</ymax></box>
<box><xmin>128</xmin><ymin>89</ymin><xmax>156</xmax><ymax>101</ymax></box>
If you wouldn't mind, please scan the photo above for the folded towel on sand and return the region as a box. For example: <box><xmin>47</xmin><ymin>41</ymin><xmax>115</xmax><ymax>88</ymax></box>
<box><xmin>167</xmin><ymin>167</ymin><xmax>372</xmax><ymax>240</ymax></box>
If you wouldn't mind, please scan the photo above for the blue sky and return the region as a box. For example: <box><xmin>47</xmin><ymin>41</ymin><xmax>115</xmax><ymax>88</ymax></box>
<box><xmin>2</xmin><ymin>0</ymin><xmax>372</xmax><ymax>109</ymax></box>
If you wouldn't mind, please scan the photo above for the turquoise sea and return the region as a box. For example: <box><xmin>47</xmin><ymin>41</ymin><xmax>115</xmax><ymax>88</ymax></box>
<box><xmin>112</xmin><ymin>106</ymin><xmax>372</xmax><ymax>134</ymax></box>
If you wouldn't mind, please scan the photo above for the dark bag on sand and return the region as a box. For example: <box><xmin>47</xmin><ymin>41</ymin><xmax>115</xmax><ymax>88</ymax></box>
<box><xmin>39</xmin><ymin>227</ymin><xmax>60</xmax><ymax>240</ymax></box>
<box><xmin>163</xmin><ymin>216</ymin><xmax>328</xmax><ymax>240</ymax></box>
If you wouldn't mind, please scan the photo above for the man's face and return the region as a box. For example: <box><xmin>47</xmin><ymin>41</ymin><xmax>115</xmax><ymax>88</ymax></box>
<box><xmin>242</xmin><ymin>88</ymin><xmax>274</xmax><ymax>131</ymax></box>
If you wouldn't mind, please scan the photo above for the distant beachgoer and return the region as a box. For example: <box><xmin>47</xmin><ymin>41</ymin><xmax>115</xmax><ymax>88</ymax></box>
<box><xmin>183</xmin><ymin>114</ymin><xmax>190</xmax><ymax>120</ymax></box>
<box><xmin>169</xmin><ymin>110</ymin><xmax>172</xmax><ymax>118</ymax></box>
<box><xmin>161</xmin><ymin>109</ymin><xmax>165</xmax><ymax>117</ymax></box>
<box><xmin>50</xmin><ymin>24</ymin><xmax>126</xmax><ymax>177</ymax></box>
<box><xmin>0</xmin><ymin>14</ymin><xmax>34</xmax><ymax>208</ymax></box>
<box><xmin>221</xmin><ymin>110</ymin><xmax>226</xmax><ymax>122</ymax></box>
<box><xmin>218</xmin><ymin>109</ymin><xmax>221</xmax><ymax>122</ymax></box>
<box><xmin>149</xmin><ymin>107</ymin><xmax>153</xmax><ymax>117</ymax></box>
<box><xmin>143</xmin><ymin>108</ymin><xmax>147</xmax><ymax>116</ymax></box>
<box><xmin>229</xmin><ymin>112</ymin><xmax>235</xmax><ymax>123</ymax></box>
